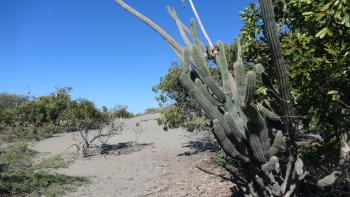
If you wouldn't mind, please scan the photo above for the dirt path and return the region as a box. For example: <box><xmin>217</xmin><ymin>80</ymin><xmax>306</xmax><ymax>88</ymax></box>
<box><xmin>34</xmin><ymin>113</ymin><xmax>233</xmax><ymax>197</ymax></box>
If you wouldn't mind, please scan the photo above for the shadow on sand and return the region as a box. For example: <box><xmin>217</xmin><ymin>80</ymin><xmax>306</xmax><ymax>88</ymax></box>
<box><xmin>177</xmin><ymin>140</ymin><xmax>219</xmax><ymax>156</ymax></box>
<box><xmin>100</xmin><ymin>141</ymin><xmax>153</xmax><ymax>155</ymax></box>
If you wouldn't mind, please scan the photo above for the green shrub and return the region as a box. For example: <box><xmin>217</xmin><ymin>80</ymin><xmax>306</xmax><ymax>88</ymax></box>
<box><xmin>157</xmin><ymin>105</ymin><xmax>186</xmax><ymax>129</ymax></box>
<box><xmin>0</xmin><ymin>143</ymin><xmax>86</xmax><ymax>196</ymax></box>
<box><xmin>35</xmin><ymin>155</ymin><xmax>68</xmax><ymax>170</ymax></box>
<box><xmin>0</xmin><ymin>93</ymin><xmax>29</xmax><ymax>111</ymax></box>
<box><xmin>143</xmin><ymin>108</ymin><xmax>161</xmax><ymax>114</ymax></box>
<box><xmin>60</xmin><ymin>99</ymin><xmax>109</xmax><ymax>131</ymax></box>
<box><xmin>0</xmin><ymin>87</ymin><xmax>110</xmax><ymax>142</ymax></box>
<box><xmin>110</xmin><ymin>105</ymin><xmax>133</xmax><ymax>118</ymax></box>
<box><xmin>183</xmin><ymin>116</ymin><xmax>206</xmax><ymax>132</ymax></box>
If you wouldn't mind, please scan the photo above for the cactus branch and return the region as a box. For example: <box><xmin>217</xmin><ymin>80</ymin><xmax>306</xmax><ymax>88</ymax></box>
<box><xmin>259</xmin><ymin>0</ymin><xmax>295</xmax><ymax>142</ymax></box>
<box><xmin>167</xmin><ymin>6</ymin><xmax>192</xmax><ymax>49</ymax></box>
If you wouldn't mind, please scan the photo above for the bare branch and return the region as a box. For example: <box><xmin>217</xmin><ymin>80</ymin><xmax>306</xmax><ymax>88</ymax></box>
<box><xmin>188</xmin><ymin>0</ymin><xmax>213</xmax><ymax>48</ymax></box>
<box><xmin>281</xmin><ymin>155</ymin><xmax>293</xmax><ymax>193</ymax></box>
<box><xmin>114</xmin><ymin>0</ymin><xmax>184</xmax><ymax>56</ymax></box>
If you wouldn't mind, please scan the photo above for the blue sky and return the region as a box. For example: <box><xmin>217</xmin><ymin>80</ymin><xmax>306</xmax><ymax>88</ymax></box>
<box><xmin>0</xmin><ymin>0</ymin><xmax>250</xmax><ymax>113</ymax></box>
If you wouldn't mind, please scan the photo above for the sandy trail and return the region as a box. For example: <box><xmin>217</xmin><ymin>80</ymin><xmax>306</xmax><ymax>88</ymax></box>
<box><xmin>34</xmin><ymin>113</ymin><xmax>233</xmax><ymax>197</ymax></box>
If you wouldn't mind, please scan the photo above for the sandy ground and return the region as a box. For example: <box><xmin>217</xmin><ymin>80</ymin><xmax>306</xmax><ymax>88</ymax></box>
<box><xmin>33</xmin><ymin>113</ymin><xmax>234</xmax><ymax>197</ymax></box>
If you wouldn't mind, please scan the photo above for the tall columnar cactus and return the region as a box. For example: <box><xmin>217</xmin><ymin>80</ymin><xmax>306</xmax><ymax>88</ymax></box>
<box><xmin>115</xmin><ymin>0</ymin><xmax>349</xmax><ymax>196</ymax></box>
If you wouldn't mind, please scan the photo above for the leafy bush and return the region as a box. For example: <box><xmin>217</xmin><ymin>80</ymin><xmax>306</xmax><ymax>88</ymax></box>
<box><xmin>238</xmin><ymin>0</ymin><xmax>350</xmax><ymax>136</ymax></box>
<box><xmin>35</xmin><ymin>155</ymin><xmax>68</xmax><ymax>170</ymax></box>
<box><xmin>0</xmin><ymin>93</ymin><xmax>29</xmax><ymax>111</ymax></box>
<box><xmin>156</xmin><ymin>105</ymin><xmax>186</xmax><ymax>129</ymax></box>
<box><xmin>0</xmin><ymin>143</ymin><xmax>86</xmax><ymax>196</ymax></box>
<box><xmin>110</xmin><ymin>105</ymin><xmax>134</xmax><ymax>118</ymax></box>
<box><xmin>0</xmin><ymin>87</ymin><xmax>110</xmax><ymax>142</ymax></box>
<box><xmin>60</xmin><ymin>99</ymin><xmax>109</xmax><ymax>131</ymax></box>
<box><xmin>183</xmin><ymin>116</ymin><xmax>207</xmax><ymax>132</ymax></box>
<box><xmin>143</xmin><ymin>108</ymin><xmax>161</xmax><ymax>114</ymax></box>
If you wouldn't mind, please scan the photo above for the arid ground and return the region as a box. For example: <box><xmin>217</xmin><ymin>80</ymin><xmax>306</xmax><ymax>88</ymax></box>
<box><xmin>33</xmin><ymin>113</ymin><xmax>233</xmax><ymax>197</ymax></box>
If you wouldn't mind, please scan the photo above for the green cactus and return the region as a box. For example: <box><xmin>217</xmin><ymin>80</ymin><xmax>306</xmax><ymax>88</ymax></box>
<box><xmin>115</xmin><ymin>0</ymin><xmax>348</xmax><ymax>195</ymax></box>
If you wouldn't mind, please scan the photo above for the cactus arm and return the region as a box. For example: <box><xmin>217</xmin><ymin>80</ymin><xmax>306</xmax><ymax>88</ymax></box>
<box><xmin>244</xmin><ymin>105</ymin><xmax>270</xmax><ymax>162</ymax></box>
<box><xmin>166</xmin><ymin>7</ymin><xmax>191</xmax><ymax>34</ymax></box>
<box><xmin>243</xmin><ymin>71</ymin><xmax>257</xmax><ymax>106</ymax></box>
<box><xmin>224</xmin><ymin>112</ymin><xmax>246</xmax><ymax>141</ymax></box>
<box><xmin>233</xmin><ymin>43</ymin><xmax>247</xmax><ymax>104</ymax></box>
<box><xmin>190</xmin><ymin>20</ymin><xmax>208</xmax><ymax>54</ymax></box>
<box><xmin>249</xmin><ymin>133</ymin><xmax>268</xmax><ymax>163</ymax></box>
<box><xmin>261</xmin><ymin>156</ymin><xmax>279</xmax><ymax>172</ymax></box>
<box><xmin>213</xmin><ymin>119</ymin><xmax>249</xmax><ymax>162</ymax></box>
<box><xmin>269</xmin><ymin>131</ymin><xmax>285</xmax><ymax>156</ymax></box>
<box><xmin>191</xmin><ymin>44</ymin><xmax>226</xmax><ymax>102</ymax></box>
<box><xmin>167</xmin><ymin>7</ymin><xmax>192</xmax><ymax>49</ymax></box>
<box><xmin>257</xmin><ymin>103</ymin><xmax>281</xmax><ymax>121</ymax></box>
<box><xmin>194</xmin><ymin>78</ymin><xmax>223</xmax><ymax>107</ymax></box>
<box><xmin>216</xmin><ymin>41</ymin><xmax>231</xmax><ymax>96</ymax></box>
<box><xmin>259</xmin><ymin>0</ymin><xmax>295</xmax><ymax>142</ymax></box>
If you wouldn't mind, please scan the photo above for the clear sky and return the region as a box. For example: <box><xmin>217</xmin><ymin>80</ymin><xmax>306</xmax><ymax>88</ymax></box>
<box><xmin>0</xmin><ymin>0</ymin><xmax>250</xmax><ymax>113</ymax></box>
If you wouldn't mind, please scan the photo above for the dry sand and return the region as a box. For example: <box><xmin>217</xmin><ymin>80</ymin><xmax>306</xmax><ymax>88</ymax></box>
<box><xmin>33</xmin><ymin>113</ymin><xmax>233</xmax><ymax>197</ymax></box>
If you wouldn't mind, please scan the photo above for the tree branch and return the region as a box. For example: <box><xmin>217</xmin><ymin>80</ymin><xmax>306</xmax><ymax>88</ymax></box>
<box><xmin>188</xmin><ymin>0</ymin><xmax>213</xmax><ymax>48</ymax></box>
<box><xmin>114</xmin><ymin>0</ymin><xmax>184</xmax><ymax>56</ymax></box>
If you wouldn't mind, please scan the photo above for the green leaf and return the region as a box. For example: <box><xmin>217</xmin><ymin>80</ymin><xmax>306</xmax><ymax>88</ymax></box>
<box><xmin>302</xmin><ymin>11</ymin><xmax>314</xmax><ymax>16</ymax></box>
<box><xmin>324</xmin><ymin>48</ymin><xmax>337</xmax><ymax>56</ymax></box>
<box><xmin>320</xmin><ymin>2</ymin><xmax>332</xmax><ymax>11</ymax></box>
<box><xmin>342</xmin><ymin>14</ymin><xmax>350</xmax><ymax>27</ymax></box>
<box><xmin>315</xmin><ymin>27</ymin><xmax>333</xmax><ymax>38</ymax></box>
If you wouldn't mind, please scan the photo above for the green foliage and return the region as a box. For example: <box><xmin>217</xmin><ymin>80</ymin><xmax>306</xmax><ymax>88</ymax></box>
<box><xmin>110</xmin><ymin>105</ymin><xmax>134</xmax><ymax>118</ymax></box>
<box><xmin>143</xmin><ymin>108</ymin><xmax>161</xmax><ymax>114</ymax></box>
<box><xmin>0</xmin><ymin>143</ymin><xmax>86</xmax><ymax>196</ymax></box>
<box><xmin>0</xmin><ymin>87</ymin><xmax>110</xmax><ymax>142</ymax></box>
<box><xmin>156</xmin><ymin>105</ymin><xmax>186</xmax><ymax>129</ymax></box>
<box><xmin>60</xmin><ymin>99</ymin><xmax>109</xmax><ymax>131</ymax></box>
<box><xmin>0</xmin><ymin>93</ymin><xmax>29</xmax><ymax>111</ymax></box>
<box><xmin>153</xmin><ymin>62</ymin><xmax>193</xmax><ymax>109</ymax></box>
<box><xmin>239</xmin><ymin>0</ymin><xmax>350</xmax><ymax>136</ymax></box>
<box><xmin>35</xmin><ymin>155</ymin><xmax>68</xmax><ymax>170</ymax></box>
<box><xmin>211</xmin><ymin>151</ymin><xmax>226</xmax><ymax>167</ymax></box>
<box><xmin>0</xmin><ymin>142</ymin><xmax>36</xmax><ymax>171</ymax></box>
<box><xmin>183</xmin><ymin>116</ymin><xmax>206</xmax><ymax>132</ymax></box>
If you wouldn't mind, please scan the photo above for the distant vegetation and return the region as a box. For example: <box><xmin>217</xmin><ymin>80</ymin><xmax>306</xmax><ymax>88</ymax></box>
<box><xmin>0</xmin><ymin>93</ymin><xmax>29</xmax><ymax>110</ymax></box>
<box><xmin>0</xmin><ymin>87</ymin><xmax>110</xmax><ymax>142</ymax></box>
<box><xmin>109</xmin><ymin>105</ymin><xmax>134</xmax><ymax>118</ymax></box>
<box><xmin>142</xmin><ymin>107</ymin><xmax>161</xmax><ymax>115</ymax></box>
<box><xmin>0</xmin><ymin>87</ymin><xmax>134</xmax><ymax>195</ymax></box>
